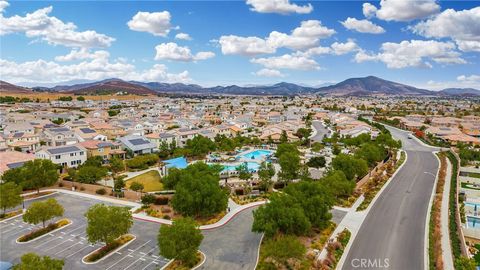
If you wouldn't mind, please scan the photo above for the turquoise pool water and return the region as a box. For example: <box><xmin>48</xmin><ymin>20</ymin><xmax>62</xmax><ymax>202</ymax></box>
<box><xmin>220</xmin><ymin>162</ymin><xmax>260</xmax><ymax>172</ymax></box>
<box><xmin>466</xmin><ymin>202</ymin><xmax>480</xmax><ymax>209</ymax></box>
<box><xmin>468</xmin><ymin>216</ymin><xmax>480</xmax><ymax>228</ymax></box>
<box><xmin>237</xmin><ymin>149</ymin><xmax>273</xmax><ymax>160</ymax></box>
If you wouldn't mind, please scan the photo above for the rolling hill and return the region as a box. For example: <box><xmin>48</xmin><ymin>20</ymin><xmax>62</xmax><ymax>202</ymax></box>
<box><xmin>316</xmin><ymin>76</ymin><xmax>434</xmax><ymax>96</ymax></box>
<box><xmin>0</xmin><ymin>80</ymin><xmax>32</xmax><ymax>94</ymax></box>
<box><xmin>66</xmin><ymin>79</ymin><xmax>156</xmax><ymax>95</ymax></box>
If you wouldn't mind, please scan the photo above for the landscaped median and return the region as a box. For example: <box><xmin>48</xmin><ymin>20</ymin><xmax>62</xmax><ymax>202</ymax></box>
<box><xmin>163</xmin><ymin>251</ymin><xmax>206</xmax><ymax>270</ymax></box>
<box><xmin>16</xmin><ymin>218</ymin><xmax>71</xmax><ymax>243</ymax></box>
<box><xmin>428</xmin><ymin>153</ymin><xmax>446</xmax><ymax>270</ymax></box>
<box><xmin>0</xmin><ymin>209</ymin><xmax>23</xmax><ymax>221</ymax></box>
<box><xmin>82</xmin><ymin>234</ymin><xmax>136</xmax><ymax>264</ymax></box>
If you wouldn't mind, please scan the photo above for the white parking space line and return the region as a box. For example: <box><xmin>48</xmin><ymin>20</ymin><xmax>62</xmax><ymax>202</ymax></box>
<box><xmin>64</xmin><ymin>244</ymin><xmax>94</xmax><ymax>258</ymax></box>
<box><xmin>123</xmin><ymin>248</ymin><xmax>156</xmax><ymax>270</ymax></box>
<box><xmin>105</xmin><ymin>240</ymin><xmax>151</xmax><ymax>270</ymax></box>
<box><xmin>44</xmin><ymin>238</ymin><xmax>75</xmax><ymax>252</ymax></box>
<box><xmin>64</xmin><ymin>225</ymin><xmax>85</xmax><ymax>235</ymax></box>
<box><xmin>55</xmin><ymin>241</ymin><xmax>82</xmax><ymax>255</ymax></box>
<box><xmin>2</xmin><ymin>225</ymin><xmax>35</xmax><ymax>235</ymax></box>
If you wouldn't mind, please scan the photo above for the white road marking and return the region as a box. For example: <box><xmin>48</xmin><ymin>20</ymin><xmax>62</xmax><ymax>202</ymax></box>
<box><xmin>65</xmin><ymin>245</ymin><xmax>92</xmax><ymax>258</ymax></box>
<box><xmin>123</xmin><ymin>248</ymin><xmax>155</xmax><ymax>270</ymax></box>
<box><xmin>105</xmin><ymin>240</ymin><xmax>151</xmax><ymax>270</ymax></box>
<box><xmin>44</xmin><ymin>238</ymin><xmax>74</xmax><ymax>251</ymax></box>
<box><xmin>55</xmin><ymin>241</ymin><xmax>81</xmax><ymax>255</ymax></box>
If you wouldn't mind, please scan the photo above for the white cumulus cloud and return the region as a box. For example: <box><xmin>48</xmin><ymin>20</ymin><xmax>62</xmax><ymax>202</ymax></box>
<box><xmin>218</xmin><ymin>35</ymin><xmax>276</xmax><ymax>56</ymax></box>
<box><xmin>365</xmin><ymin>0</ymin><xmax>440</xmax><ymax>22</ymax></box>
<box><xmin>362</xmin><ymin>3</ymin><xmax>377</xmax><ymax>18</ymax></box>
<box><xmin>175</xmin><ymin>33</ymin><xmax>192</xmax><ymax>40</ymax></box>
<box><xmin>254</xmin><ymin>68</ymin><xmax>285</xmax><ymax>77</ymax></box>
<box><xmin>54</xmin><ymin>48</ymin><xmax>110</xmax><ymax>62</ymax></box>
<box><xmin>412</xmin><ymin>7</ymin><xmax>480</xmax><ymax>52</ymax></box>
<box><xmin>127</xmin><ymin>11</ymin><xmax>173</xmax><ymax>37</ymax></box>
<box><xmin>154</xmin><ymin>42</ymin><xmax>215</xmax><ymax>62</ymax></box>
<box><xmin>0</xmin><ymin>5</ymin><xmax>114</xmax><ymax>48</ymax></box>
<box><xmin>251</xmin><ymin>54</ymin><xmax>320</xmax><ymax>70</ymax></box>
<box><xmin>341</xmin><ymin>17</ymin><xmax>385</xmax><ymax>34</ymax></box>
<box><xmin>246</xmin><ymin>0</ymin><xmax>313</xmax><ymax>14</ymax></box>
<box><xmin>0</xmin><ymin>0</ymin><xmax>9</xmax><ymax>13</ymax></box>
<box><xmin>218</xmin><ymin>20</ymin><xmax>335</xmax><ymax>55</ymax></box>
<box><xmin>354</xmin><ymin>40</ymin><xmax>466</xmax><ymax>68</ymax></box>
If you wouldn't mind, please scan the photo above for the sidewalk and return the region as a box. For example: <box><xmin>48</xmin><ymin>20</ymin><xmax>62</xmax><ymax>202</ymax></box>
<box><xmin>121</xmin><ymin>167</ymin><xmax>162</xmax><ymax>180</ymax></box>
<box><xmin>441</xmin><ymin>156</ymin><xmax>455</xmax><ymax>270</ymax></box>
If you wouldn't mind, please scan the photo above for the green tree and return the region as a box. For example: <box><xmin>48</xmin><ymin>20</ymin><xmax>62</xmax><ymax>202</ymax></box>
<box><xmin>280</xmin><ymin>130</ymin><xmax>288</xmax><ymax>143</ymax></box>
<box><xmin>332</xmin><ymin>153</ymin><xmax>368</xmax><ymax>181</ymax></box>
<box><xmin>109</xmin><ymin>156</ymin><xmax>124</xmax><ymax>174</ymax></box>
<box><xmin>4</xmin><ymin>160</ymin><xmax>59</xmax><ymax>193</ymax></box>
<box><xmin>284</xmin><ymin>181</ymin><xmax>333</xmax><ymax>229</ymax></box>
<box><xmin>172</xmin><ymin>173</ymin><xmax>228</xmax><ymax>217</ymax></box>
<box><xmin>114</xmin><ymin>177</ymin><xmax>126</xmax><ymax>195</ymax></box>
<box><xmin>162</xmin><ymin>168</ymin><xmax>182</xmax><ymax>190</ymax></box>
<box><xmin>306</xmin><ymin>156</ymin><xmax>326</xmax><ymax>168</ymax></box>
<box><xmin>13</xmin><ymin>253</ymin><xmax>64</xmax><ymax>270</ymax></box>
<box><xmin>129</xmin><ymin>181</ymin><xmax>144</xmax><ymax>192</ymax></box>
<box><xmin>76</xmin><ymin>96</ymin><xmax>85</xmax><ymax>101</ymax></box>
<box><xmin>85</xmin><ymin>204</ymin><xmax>133</xmax><ymax>245</ymax></box>
<box><xmin>355</xmin><ymin>142</ymin><xmax>386</xmax><ymax>167</ymax></box>
<box><xmin>258</xmin><ymin>161</ymin><xmax>275</xmax><ymax>191</ymax></box>
<box><xmin>76</xmin><ymin>166</ymin><xmax>108</xmax><ymax>184</ymax></box>
<box><xmin>158</xmin><ymin>217</ymin><xmax>203</xmax><ymax>267</ymax></box>
<box><xmin>278</xmin><ymin>151</ymin><xmax>300</xmax><ymax>183</ymax></box>
<box><xmin>83</xmin><ymin>156</ymin><xmax>103</xmax><ymax>167</ymax></box>
<box><xmin>321</xmin><ymin>170</ymin><xmax>355</xmax><ymax>198</ymax></box>
<box><xmin>0</xmin><ymin>182</ymin><xmax>23</xmax><ymax>215</ymax></box>
<box><xmin>275</xmin><ymin>143</ymin><xmax>299</xmax><ymax>158</ymax></box>
<box><xmin>237</xmin><ymin>163</ymin><xmax>252</xmax><ymax>182</ymax></box>
<box><xmin>252</xmin><ymin>193</ymin><xmax>311</xmax><ymax>237</ymax></box>
<box><xmin>23</xmin><ymin>198</ymin><xmax>64</xmax><ymax>228</ymax></box>
<box><xmin>185</xmin><ymin>135</ymin><xmax>216</xmax><ymax>158</ymax></box>
<box><xmin>455</xmin><ymin>257</ymin><xmax>477</xmax><ymax>270</ymax></box>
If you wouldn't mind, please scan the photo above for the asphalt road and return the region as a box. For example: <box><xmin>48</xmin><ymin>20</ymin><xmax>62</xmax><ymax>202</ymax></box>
<box><xmin>343</xmin><ymin>126</ymin><xmax>440</xmax><ymax>270</ymax></box>
<box><xmin>199</xmin><ymin>207</ymin><xmax>262</xmax><ymax>270</ymax></box>
<box><xmin>311</xmin><ymin>120</ymin><xmax>330</xmax><ymax>142</ymax></box>
<box><xmin>0</xmin><ymin>193</ymin><xmax>169</xmax><ymax>270</ymax></box>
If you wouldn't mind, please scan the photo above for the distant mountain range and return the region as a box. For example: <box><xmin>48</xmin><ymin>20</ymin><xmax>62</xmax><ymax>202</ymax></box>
<box><xmin>1</xmin><ymin>76</ymin><xmax>479</xmax><ymax>97</ymax></box>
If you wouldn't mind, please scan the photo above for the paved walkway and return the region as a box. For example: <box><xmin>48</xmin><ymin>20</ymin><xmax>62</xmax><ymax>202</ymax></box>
<box><xmin>441</xmin><ymin>156</ymin><xmax>454</xmax><ymax>270</ymax></box>
<box><xmin>121</xmin><ymin>167</ymin><xmax>162</xmax><ymax>180</ymax></box>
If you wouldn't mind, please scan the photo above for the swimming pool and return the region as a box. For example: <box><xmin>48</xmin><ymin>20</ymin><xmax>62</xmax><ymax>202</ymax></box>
<box><xmin>220</xmin><ymin>162</ymin><xmax>260</xmax><ymax>172</ymax></box>
<box><xmin>468</xmin><ymin>216</ymin><xmax>480</xmax><ymax>228</ymax></box>
<box><xmin>465</xmin><ymin>202</ymin><xmax>480</xmax><ymax>209</ymax></box>
<box><xmin>237</xmin><ymin>149</ymin><xmax>273</xmax><ymax>161</ymax></box>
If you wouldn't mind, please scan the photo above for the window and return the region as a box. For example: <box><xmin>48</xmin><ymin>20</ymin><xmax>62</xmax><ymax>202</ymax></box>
<box><xmin>55</xmin><ymin>155</ymin><xmax>61</xmax><ymax>159</ymax></box>
<box><xmin>98</xmin><ymin>148</ymin><xmax>103</xmax><ymax>152</ymax></box>
<box><xmin>71</xmin><ymin>161</ymin><xmax>75</xmax><ymax>166</ymax></box>
<box><xmin>80</xmin><ymin>151</ymin><xmax>84</xmax><ymax>155</ymax></box>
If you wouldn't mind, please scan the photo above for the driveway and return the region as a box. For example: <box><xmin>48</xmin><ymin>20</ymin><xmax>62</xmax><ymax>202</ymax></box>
<box><xmin>343</xmin><ymin>126</ymin><xmax>439</xmax><ymax>270</ymax></box>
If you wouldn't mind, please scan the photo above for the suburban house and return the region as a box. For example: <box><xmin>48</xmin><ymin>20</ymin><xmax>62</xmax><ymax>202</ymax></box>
<box><xmin>146</xmin><ymin>132</ymin><xmax>177</xmax><ymax>148</ymax></box>
<box><xmin>79</xmin><ymin>140</ymin><xmax>126</xmax><ymax>160</ymax></box>
<box><xmin>0</xmin><ymin>151</ymin><xmax>35</xmax><ymax>176</ymax></box>
<box><xmin>117</xmin><ymin>135</ymin><xmax>158</xmax><ymax>156</ymax></box>
<box><xmin>42</xmin><ymin>127</ymin><xmax>79</xmax><ymax>146</ymax></box>
<box><xmin>35</xmin><ymin>144</ymin><xmax>87</xmax><ymax>168</ymax></box>
<box><xmin>3</xmin><ymin>132</ymin><xmax>40</xmax><ymax>152</ymax></box>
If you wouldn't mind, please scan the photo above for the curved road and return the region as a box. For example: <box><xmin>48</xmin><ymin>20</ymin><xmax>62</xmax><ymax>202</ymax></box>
<box><xmin>311</xmin><ymin>120</ymin><xmax>330</xmax><ymax>142</ymax></box>
<box><xmin>343</xmin><ymin>126</ymin><xmax>440</xmax><ymax>270</ymax></box>
<box><xmin>199</xmin><ymin>207</ymin><xmax>262</xmax><ymax>270</ymax></box>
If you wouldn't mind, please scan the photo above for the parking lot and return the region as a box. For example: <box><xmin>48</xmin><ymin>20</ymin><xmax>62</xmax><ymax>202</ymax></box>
<box><xmin>0</xmin><ymin>193</ymin><xmax>170</xmax><ymax>270</ymax></box>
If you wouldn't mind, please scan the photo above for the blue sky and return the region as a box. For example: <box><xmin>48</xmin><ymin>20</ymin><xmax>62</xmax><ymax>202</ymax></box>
<box><xmin>1</xmin><ymin>0</ymin><xmax>479</xmax><ymax>89</ymax></box>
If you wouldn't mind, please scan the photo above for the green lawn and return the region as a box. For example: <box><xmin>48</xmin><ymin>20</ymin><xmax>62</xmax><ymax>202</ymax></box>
<box><xmin>467</xmin><ymin>172</ymin><xmax>480</xmax><ymax>179</ymax></box>
<box><xmin>126</xmin><ymin>170</ymin><xmax>163</xmax><ymax>192</ymax></box>
<box><xmin>461</xmin><ymin>182</ymin><xmax>480</xmax><ymax>190</ymax></box>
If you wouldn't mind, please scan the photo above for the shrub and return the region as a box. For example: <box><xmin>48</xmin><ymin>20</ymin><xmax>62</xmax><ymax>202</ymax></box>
<box><xmin>18</xmin><ymin>219</ymin><xmax>69</xmax><ymax>242</ymax></box>
<box><xmin>58</xmin><ymin>182</ymin><xmax>64</xmax><ymax>188</ymax></box>
<box><xmin>154</xmin><ymin>196</ymin><xmax>169</xmax><ymax>205</ymax></box>
<box><xmin>163</xmin><ymin>214</ymin><xmax>171</xmax><ymax>220</ymax></box>
<box><xmin>84</xmin><ymin>234</ymin><xmax>134</xmax><ymax>262</ymax></box>
<box><xmin>141</xmin><ymin>194</ymin><xmax>156</xmax><ymax>205</ymax></box>
<box><xmin>96</xmin><ymin>188</ymin><xmax>106</xmax><ymax>195</ymax></box>
<box><xmin>80</xmin><ymin>187</ymin><xmax>85</xmax><ymax>191</ymax></box>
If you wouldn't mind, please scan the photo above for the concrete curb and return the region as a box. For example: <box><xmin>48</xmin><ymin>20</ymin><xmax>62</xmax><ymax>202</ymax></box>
<box><xmin>23</xmin><ymin>191</ymin><xmax>59</xmax><ymax>201</ymax></box>
<box><xmin>160</xmin><ymin>250</ymin><xmax>206</xmax><ymax>270</ymax></box>
<box><xmin>253</xmin><ymin>234</ymin><xmax>264</xmax><ymax>270</ymax></box>
<box><xmin>0</xmin><ymin>211</ymin><xmax>24</xmax><ymax>223</ymax></box>
<box><xmin>81</xmin><ymin>234</ymin><xmax>136</xmax><ymax>265</ymax></box>
<box><xmin>442</xmin><ymin>155</ymin><xmax>455</xmax><ymax>270</ymax></box>
<box><xmin>424</xmin><ymin>151</ymin><xmax>441</xmax><ymax>270</ymax></box>
<box><xmin>16</xmin><ymin>219</ymin><xmax>73</xmax><ymax>244</ymax></box>
<box><xmin>337</xmin><ymin>150</ymin><xmax>408</xmax><ymax>270</ymax></box>
<box><xmin>133</xmin><ymin>200</ymin><xmax>266</xmax><ymax>230</ymax></box>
